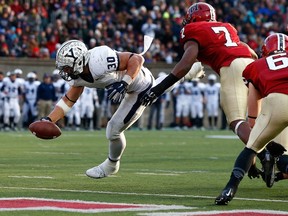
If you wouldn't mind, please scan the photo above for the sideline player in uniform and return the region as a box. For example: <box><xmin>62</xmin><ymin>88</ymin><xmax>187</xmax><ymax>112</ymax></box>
<box><xmin>204</xmin><ymin>74</ymin><xmax>221</xmax><ymax>130</ymax></box>
<box><xmin>140</xmin><ymin>2</ymin><xmax>265</xmax><ymax>176</ymax></box>
<box><xmin>2</xmin><ymin>71</ymin><xmax>22</xmax><ymax>131</ymax></box>
<box><xmin>215</xmin><ymin>33</ymin><xmax>288</xmax><ymax>205</ymax></box>
<box><xmin>39</xmin><ymin>39</ymin><xmax>204</xmax><ymax>179</ymax></box>
<box><xmin>0</xmin><ymin>71</ymin><xmax>4</xmax><ymax>130</ymax></box>
<box><xmin>22</xmin><ymin>72</ymin><xmax>40</xmax><ymax>127</ymax></box>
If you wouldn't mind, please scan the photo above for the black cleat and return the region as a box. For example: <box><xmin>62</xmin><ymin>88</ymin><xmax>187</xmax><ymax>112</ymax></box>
<box><xmin>215</xmin><ymin>186</ymin><xmax>237</xmax><ymax>205</ymax></box>
<box><xmin>261</xmin><ymin>150</ymin><xmax>276</xmax><ymax>188</ymax></box>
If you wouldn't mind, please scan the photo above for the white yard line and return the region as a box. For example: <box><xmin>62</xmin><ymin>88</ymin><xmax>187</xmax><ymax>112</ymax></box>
<box><xmin>8</xmin><ymin>176</ymin><xmax>54</xmax><ymax>179</ymax></box>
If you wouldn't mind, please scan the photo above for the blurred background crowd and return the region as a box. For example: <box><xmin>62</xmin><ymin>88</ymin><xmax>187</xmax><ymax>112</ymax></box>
<box><xmin>0</xmin><ymin>0</ymin><xmax>287</xmax><ymax>63</ymax></box>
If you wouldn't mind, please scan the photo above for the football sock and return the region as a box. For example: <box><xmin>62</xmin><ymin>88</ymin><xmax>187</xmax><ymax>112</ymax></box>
<box><xmin>228</xmin><ymin>147</ymin><xmax>257</xmax><ymax>186</ymax></box>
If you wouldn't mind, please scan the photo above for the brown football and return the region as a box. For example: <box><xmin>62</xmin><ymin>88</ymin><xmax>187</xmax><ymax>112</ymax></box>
<box><xmin>29</xmin><ymin>120</ymin><xmax>62</xmax><ymax>139</ymax></box>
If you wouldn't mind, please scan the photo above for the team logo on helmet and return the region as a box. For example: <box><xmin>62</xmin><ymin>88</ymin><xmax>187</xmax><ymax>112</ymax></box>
<box><xmin>182</xmin><ymin>2</ymin><xmax>216</xmax><ymax>26</ymax></box>
<box><xmin>56</xmin><ymin>40</ymin><xmax>90</xmax><ymax>81</ymax></box>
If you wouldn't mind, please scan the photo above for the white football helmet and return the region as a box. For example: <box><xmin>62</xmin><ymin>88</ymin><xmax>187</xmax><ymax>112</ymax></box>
<box><xmin>56</xmin><ymin>40</ymin><xmax>90</xmax><ymax>81</ymax></box>
<box><xmin>27</xmin><ymin>72</ymin><xmax>36</xmax><ymax>79</ymax></box>
<box><xmin>208</xmin><ymin>74</ymin><xmax>217</xmax><ymax>81</ymax></box>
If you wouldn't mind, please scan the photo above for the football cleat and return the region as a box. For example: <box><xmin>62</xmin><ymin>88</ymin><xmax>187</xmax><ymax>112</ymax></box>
<box><xmin>86</xmin><ymin>158</ymin><xmax>120</xmax><ymax>179</ymax></box>
<box><xmin>215</xmin><ymin>186</ymin><xmax>238</xmax><ymax>205</ymax></box>
<box><xmin>261</xmin><ymin>150</ymin><xmax>276</xmax><ymax>188</ymax></box>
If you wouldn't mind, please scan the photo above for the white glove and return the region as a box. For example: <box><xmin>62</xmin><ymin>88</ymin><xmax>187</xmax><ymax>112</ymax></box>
<box><xmin>184</xmin><ymin>62</ymin><xmax>205</xmax><ymax>80</ymax></box>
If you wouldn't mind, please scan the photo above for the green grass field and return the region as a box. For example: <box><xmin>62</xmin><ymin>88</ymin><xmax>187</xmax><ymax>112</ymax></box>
<box><xmin>0</xmin><ymin>129</ymin><xmax>287</xmax><ymax>215</ymax></box>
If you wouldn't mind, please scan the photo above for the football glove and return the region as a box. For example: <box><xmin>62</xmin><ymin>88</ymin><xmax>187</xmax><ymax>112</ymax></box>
<box><xmin>266</xmin><ymin>141</ymin><xmax>287</xmax><ymax>157</ymax></box>
<box><xmin>106</xmin><ymin>81</ymin><xmax>128</xmax><ymax>103</ymax></box>
<box><xmin>184</xmin><ymin>62</ymin><xmax>205</xmax><ymax>80</ymax></box>
<box><xmin>141</xmin><ymin>89</ymin><xmax>159</xmax><ymax>106</ymax></box>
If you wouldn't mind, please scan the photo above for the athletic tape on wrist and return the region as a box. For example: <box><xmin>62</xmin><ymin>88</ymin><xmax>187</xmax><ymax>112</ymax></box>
<box><xmin>122</xmin><ymin>74</ymin><xmax>133</xmax><ymax>85</ymax></box>
<box><xmin>56</xmin><ymin>99</ymin><xmax>71</xmax><ymax>114</ymax></box>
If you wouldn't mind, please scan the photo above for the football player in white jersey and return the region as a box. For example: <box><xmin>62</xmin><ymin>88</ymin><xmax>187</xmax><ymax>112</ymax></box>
<box><xmin>79</xmin><ymin>87</ymin><xmax>98</xmax><ymax>130</ymax></box>
<box><xmin>0</xmin><ymin>71</ymin><xmax>4</xmax><ymax>130</ymax></box>
<box><xmin>2</xmin><ymin>71</ymin><xmax>22</xmax><ymax>130</ymax></box>
<box><xmin>22</xmin><ymin>72</ymin><xmax>40</xmax><ymax>127</ymax></box>
<box><xmin>66</xmin><ymin>99</ymin><xmax>81</xmax><ymax>131</ymax></box>
<box><xmin>204</xmin><ymin>74</ymin><xmax>221</xmax><ymax>130</ymax></box>
<box><xmin>172</xmin><ymin>81</ymin><xmax>191</xmax><ymax>129</ymax></box>
<box><xmin>189</xmin><ymin>78</ymin><xmax>205</xmax><ymax>130</ymax></box>
<box><xmin>41</xmin><ymin>40</ymin><xmax>204</xmax><ymax>179</ymax></box>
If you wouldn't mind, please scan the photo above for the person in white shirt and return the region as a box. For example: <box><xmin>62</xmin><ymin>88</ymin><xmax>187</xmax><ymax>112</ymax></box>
<box><xmin>0</xmin><ymin>71</ymin><xmax>4</xmax><ymax>130</ymax></box>
<box><xmin>172</xmin><ymin>81</ymin><xmax>191</xmax><ymax>129</ymax></box>
<box><xmin>189</xmin><ymin>78</ymin><xmax>205</xmax><ymax>130</ymax></box>
<box><xmin>2</xmin><ymin>71</ymin><xmax>22</xmax><ymax>131</ymax></box>
<box><xmin>204</xmin><ymin>74</ymin><xmax>221</xmax><ymax>130</ymax></box>
<box><xmin>79</xmin><ymin>87</ymin><xmax>98</xmax><ymax>130</ymax></box>
<box><xmin>22</xmin><ymin>72</ymin><xmax>40</xmax><ymax>127</ymax></box>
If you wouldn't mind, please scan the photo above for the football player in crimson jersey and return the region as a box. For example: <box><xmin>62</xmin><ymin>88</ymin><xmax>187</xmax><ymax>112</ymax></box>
<box><xmin>215</xmin><ymin>33</ymin><xmax>288</xmax><ymax>205</ymax></box>
<box><xmin>141</xmin><ymin>2</ymin><xmax>257</xmax><ymax>143</ymax></box>
<box><xmin>141</xmin><ymin>2</ymin><xmax>262</xmax><ymax>176</ymax></box>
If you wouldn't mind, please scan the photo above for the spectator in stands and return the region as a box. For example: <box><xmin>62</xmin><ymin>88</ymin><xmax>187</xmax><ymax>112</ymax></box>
<box><xmin>0</xmin><ymin>0</ymin><xmax>286</xmax><ymax>63</ymax></box>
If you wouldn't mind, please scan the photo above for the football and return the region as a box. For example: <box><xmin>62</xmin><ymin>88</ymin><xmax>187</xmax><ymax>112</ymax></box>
<box><xmin>29</xmin><ymin>120</ymin><xmax>62</xmax><ymax>139</ymax></box>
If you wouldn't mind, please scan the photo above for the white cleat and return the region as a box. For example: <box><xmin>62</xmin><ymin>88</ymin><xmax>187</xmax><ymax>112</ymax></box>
<box><xmin>184</xmin><ymin>62</ymin><xmax>205</xmax><ymax>81</ymax></box>
<box><xmin>86</xmin><ymin>158</ymin><xmax>120</xmax><ymax>179</ymax></box>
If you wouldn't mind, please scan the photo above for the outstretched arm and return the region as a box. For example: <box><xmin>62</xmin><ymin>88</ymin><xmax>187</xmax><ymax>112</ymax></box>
<box><xmin>241</xmin><ymin>42</ymin><xmax>258</xmax><ymax>60</ymax></box>
<box><xmin>47</xmin><ymin>86</ymin><xmax>84</xmax><ymax>122</ymax></box>
<box><xmin>141</xmin><ymin>40</ymin><xmax>199</xmax><ymax>106</ymax></box>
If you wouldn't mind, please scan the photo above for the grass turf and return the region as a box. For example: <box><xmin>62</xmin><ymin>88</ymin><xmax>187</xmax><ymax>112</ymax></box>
<box><xmin>0</xmin><ymin>129</ymin><xmax>287</xmax><ymax>215</ymax></box>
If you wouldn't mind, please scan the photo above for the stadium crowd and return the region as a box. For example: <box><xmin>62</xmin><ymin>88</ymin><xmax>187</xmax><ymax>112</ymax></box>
<box><xmin>0</xmin><ymin>0</ymin><xmax>287</xmax><ymax>62</ymax></box>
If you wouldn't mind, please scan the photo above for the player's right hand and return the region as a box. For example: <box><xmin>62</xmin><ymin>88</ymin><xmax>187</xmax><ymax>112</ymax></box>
<box><xmin>40</xmin><ymin>117</ymin><xmax>52</xmax><ymax>122</ymax></box>
<box><xmin>141</xmin><ymin>88</ymin><xmax>159</xmax><ymax>106</ymax></box>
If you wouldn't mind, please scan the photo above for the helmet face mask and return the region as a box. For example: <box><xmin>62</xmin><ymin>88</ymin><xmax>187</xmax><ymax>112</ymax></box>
<box><xmin>261</xmin><ymin>33</ymin><xmax>288</xmax><ymax>57</ymax></box>
<box><xmin>56</xmin><ymin>40</ymin><xmax>89</xmax><ymax>81</ymax></box>
<box><xmin>182</xmin><ymin>2</ymin><xmax>216</xmax><ymax>26</ymax></box>
<box><xmin>58</xmin><ymin>66</ymin><xmax>79</xmax><ymax>81</ymax></box>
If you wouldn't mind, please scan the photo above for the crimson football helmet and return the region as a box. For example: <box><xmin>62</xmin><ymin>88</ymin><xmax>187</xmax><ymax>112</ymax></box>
<box><xmin>182</xmin><ymin>2</ymin><xmax>216</xmax><ymax>26</ymax></box>
<box><xmin>261</xmin><ymin>33</ymin><xmax>288</xmax><ymax>57</ymax></box>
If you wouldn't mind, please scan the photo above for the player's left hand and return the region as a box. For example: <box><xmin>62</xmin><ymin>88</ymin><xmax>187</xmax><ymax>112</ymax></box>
<box><xmin>106</xmin><ymin>81</ymin><xmax>128</xmax><ymax>103</ymax></box>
